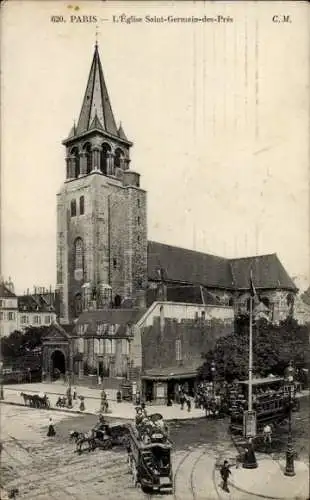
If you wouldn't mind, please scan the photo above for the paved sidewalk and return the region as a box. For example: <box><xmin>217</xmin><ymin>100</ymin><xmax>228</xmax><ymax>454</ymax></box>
<box><xmin>2</xmin><ymin>382</ymin><xmax>206</xmax><ymax>421</ymax></box>
<box><xmin>215</xmin><ymin>455</ymin><xmax>309</xmax><ymax>499</ymax></box>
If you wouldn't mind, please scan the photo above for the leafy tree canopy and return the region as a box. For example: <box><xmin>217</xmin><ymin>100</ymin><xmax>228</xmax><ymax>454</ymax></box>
<box><xmin>301</xmin><ymin>286</ymin><xmax>310</xmax><ymax>306</ymax></box>
<box><xmin>1</xmin><ymin>326</ymin><xmax>49</xmax><ymax>360</ymax></box>
<box><xmin>198</xmin><ymin>315</ymin><xmax>310</xmax><ymax>383</ymax></box>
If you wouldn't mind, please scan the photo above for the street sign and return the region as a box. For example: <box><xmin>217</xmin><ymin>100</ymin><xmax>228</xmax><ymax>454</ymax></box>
<box><xmin>243</xmin><ymin>410</ymin><xmax>257</xmax><ymax>438</ymax></box>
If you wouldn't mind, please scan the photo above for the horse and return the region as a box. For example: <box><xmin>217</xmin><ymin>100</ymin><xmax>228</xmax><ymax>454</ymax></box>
<box><xmin>69</xmin><ymin>430</ymin><xmax>95</xmax><ymax>453</ymax></box>
<box><xmin>20</xmin><ymin>392</ymin><xmax>32</xmax><ymax>406</ymax></box>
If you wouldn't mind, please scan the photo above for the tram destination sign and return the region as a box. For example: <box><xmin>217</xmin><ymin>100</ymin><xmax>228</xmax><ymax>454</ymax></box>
<box><xmin>243</xmin><ymin>410</ymin><xmax>257</xmax><ymax>438</ymax></box>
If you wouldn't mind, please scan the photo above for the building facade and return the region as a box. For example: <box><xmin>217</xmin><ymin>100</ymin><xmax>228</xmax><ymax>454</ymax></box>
<box><xmin>40</xmin><ymin>44</ymin><xmax>298</xmax><ymax>398</ymax></box>
<box><xmin>56</xmin><ymin>43</ymin><xmax>147</xmax><ymax>324</ymax></box>
<box><xmin>0</xmin><ymin>280</ymin><xmax>57</xmax><ymax>337</ymax></box>
<box><xmin>0</xmin><ymin>280</ymin><xmax>18</xmax><ymax>337</ymax></box>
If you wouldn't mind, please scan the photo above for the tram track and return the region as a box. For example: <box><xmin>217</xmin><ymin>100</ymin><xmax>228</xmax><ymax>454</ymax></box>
<box><xmin>172</xmin><ymin>447</ymin><xmax>210</xmax><ymax>500</ymax></box>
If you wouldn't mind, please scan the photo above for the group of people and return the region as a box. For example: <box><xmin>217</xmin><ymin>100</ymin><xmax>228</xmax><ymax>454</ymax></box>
<box><xmin>135</xmin><ymin>404</ymin><xmax>168</xmax><ymax>444</ymax></box>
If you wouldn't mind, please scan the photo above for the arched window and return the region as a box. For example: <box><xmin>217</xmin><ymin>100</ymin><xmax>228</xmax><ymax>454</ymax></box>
<box><xmin>79</xmin><ymin>196</ymin><xmax>85</xmax><ymax>215</ymax></box>
<box><xmin>71</xmin><ymin>147</ymin><xmax>80</xmax><ymax>178</ymax></box>
<box><xmin>83</xmin><ymin>142</ymin><xmax>92</xmax><ymax>175</ymax></box>
<box><xmin>74</xmin><ymin>238</ymin><xmax>84</xmax><ymax>271</ymax></box>
<box><xmin>74</xmin><ymin>293</ymin><xmax>83</xmax><ymax>317</ymax></box>
<box><xmin>71</xmin><ymin>199</ymin><xmax>77</xmax><ymax>217</ymax></box>
<box><xmin>114</xmin><ymin>148</ymin><xmax>124</xmax><ymax>171</ymax></box>
<box><xmin>100</xmin><ymin>143</ymin><xmax>111</xmax><ymax>175</ymax></box>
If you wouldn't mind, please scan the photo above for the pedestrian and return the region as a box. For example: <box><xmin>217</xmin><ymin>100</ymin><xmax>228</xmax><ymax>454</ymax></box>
<box><xmin>220</xmin><ymin>460</ymin><xmax>231</xmax><ymax>493</ymax></box>
<box><xmin>79</xmin><ymin>396</ymin><xmax>85</xmax><ymax>411</ymax></box>
<box><xmin>73</xmin><ymin>387</ymin><xmax>77</xmax><ymax>400</ymax></box>
<box><xmin>180</xmin><ymin>393</ymin><xmax>185</xmax><ymax>410</ymax></box>
<box><xmin>186</xmin><ymin>398</ymin><xmax>191</xmax><ymax>412</ymax></box>
<box><xmin>47</xmin><ymin>417</ymin><xmax>56</xmax><ymax>437</ymax></box>
<box><xmin>263</xmin><ymin>423</ymin><xmax>272</xmax><ymax>451</ymax></box>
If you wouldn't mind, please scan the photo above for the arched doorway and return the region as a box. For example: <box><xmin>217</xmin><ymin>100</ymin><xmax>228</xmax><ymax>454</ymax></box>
<box><xmin>114</xmin><ymin>294</ymin><xmax>122</xmax><ymax>308</ymax></box>
<box><xmin>51</xmin><ymin>350</ymin><xmax>66</xmax><ymax>380</ymax></box>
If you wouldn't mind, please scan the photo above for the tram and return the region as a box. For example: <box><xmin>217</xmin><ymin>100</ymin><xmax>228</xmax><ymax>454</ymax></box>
<box><xmin>229</xmin><ymin>376</ymin><xmax>300</xmax><ymax>434</ymax></box>
<box><xmin>127</xmin><ymin>423</ymin><xmax>173</xmax><ymax>493</ymax></box>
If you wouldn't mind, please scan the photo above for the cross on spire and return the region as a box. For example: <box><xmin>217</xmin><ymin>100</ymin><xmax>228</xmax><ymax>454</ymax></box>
<box><xmin>95</xmin><ymin>25</ymin><xmax>99</xmax><ymax>48</ymax></box>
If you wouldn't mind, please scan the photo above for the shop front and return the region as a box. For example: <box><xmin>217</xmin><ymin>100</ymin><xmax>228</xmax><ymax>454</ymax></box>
<box><xmin>141</xmin><ymin>365</ymin><xmax>200</xmax><ymax>405</ymax></box>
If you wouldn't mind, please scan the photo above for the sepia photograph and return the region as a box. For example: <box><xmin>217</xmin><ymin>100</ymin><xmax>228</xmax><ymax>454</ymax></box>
<box><xmin>0</xmin><ymin>1</ymin><xmax>309</xmax><ymax>499</ymax></box>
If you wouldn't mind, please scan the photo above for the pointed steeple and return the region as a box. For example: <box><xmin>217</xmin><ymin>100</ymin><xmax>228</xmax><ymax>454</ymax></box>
<box><xmin>68</xmin><ymin>121</ymin><xmax>77</xmax><ymax>138</ymax></box>
<box><xmin>76</xmin><ymin>44</ymin><xmax>118</xmax><ymax>136</ymax></box>
<box><xmin>118</xmin><ymin>122</ymin><xmax>128</xmax><ymax>141</ymax></box>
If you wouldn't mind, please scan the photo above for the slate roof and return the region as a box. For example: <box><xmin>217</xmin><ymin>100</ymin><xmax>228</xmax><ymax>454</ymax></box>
<box><xmin>230</xmin><ymin>254</ymin><xmax>297</xmax><ymax>291</ymax></box>
<box><xmin>75</xmin><ymin>44</ymin><xmax>118</xmax><ymax>137</ymax></box>
<box><xmin>75</xmin><ymin>309</ymin><xmax>147</xmax><ymax>336</ymax></box>
<box><xmin>147</xmin><ymin>241</ymin><xmax>233</xmax><ymax>289</ymax></box>
<box><xmin>147</xmin><ymin>241</ymin><xmax>297</xmax><ymax>292</ymax></box>
<box><xmin>18</xmin><ymin>294</ymin><xmax>55</xmax><ymax>313</ymax></box>
<box><xmin>0</xmin><ymin>283</ymin><xmax>17</xmax><ymax>298</ymax></box>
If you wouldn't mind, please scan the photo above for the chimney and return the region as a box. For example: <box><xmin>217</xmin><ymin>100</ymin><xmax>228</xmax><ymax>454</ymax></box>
<box><xmin>135</xmin><ymin>290</ymin><xmax>146</xmax><ymax>309</ymax></box>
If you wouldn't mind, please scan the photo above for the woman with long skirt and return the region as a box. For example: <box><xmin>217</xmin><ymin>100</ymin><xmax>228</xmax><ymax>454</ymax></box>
<box><xmin>47</xmin><ymin>417</ymin><xmax>56</xmax><ymax>437</ymax></box>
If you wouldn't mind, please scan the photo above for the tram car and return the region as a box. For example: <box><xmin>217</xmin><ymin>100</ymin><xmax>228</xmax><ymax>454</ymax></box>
<box><xmin>229</xmin><ymin>377</ymin><xmax>300</xmax><ymax>434</ymax></box>
<box><xmin>127</xmin><ymin>423</ymin><xmax>173</xmax><ymax>493</ymax></box>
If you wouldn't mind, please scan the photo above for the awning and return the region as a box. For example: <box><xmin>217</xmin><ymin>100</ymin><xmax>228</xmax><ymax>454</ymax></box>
<box><xmin>141</xmin><ymin>363</ymin><xmax>201</xmax><ymax>381</ymax></box>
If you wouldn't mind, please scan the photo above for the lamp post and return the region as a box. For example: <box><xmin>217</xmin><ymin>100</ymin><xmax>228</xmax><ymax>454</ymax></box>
<box><xmin>211</xmin><ymin>360</ymin><xmax>216</xmax><ymax>398</ymax></box>
<box><xmin>243</xmin><ymin>288</ymin><xmax>258</xmax><ymax>469</ymax></box>
<box><xmin>0</xmin><ymin>360</ymin><xmax>4</xmax><ymax>400</ymax></box>
<box><xmin>284</xmin><ymin>360</ymin><xmax>296</xmax><ymax>477</ymax></box>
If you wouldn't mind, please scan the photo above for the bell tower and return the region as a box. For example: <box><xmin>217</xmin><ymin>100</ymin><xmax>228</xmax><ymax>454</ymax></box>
<box><xmin>56</xmin><ymin>44</ymin><xmax>147</xmax><ymax>324</ymax></box>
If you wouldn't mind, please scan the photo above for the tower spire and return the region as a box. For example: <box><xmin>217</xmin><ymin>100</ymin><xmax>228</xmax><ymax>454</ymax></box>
<box><xmin>75</xmin><ymin>45</ymin><xmax>118</xmax><ymax>137</ymax></box>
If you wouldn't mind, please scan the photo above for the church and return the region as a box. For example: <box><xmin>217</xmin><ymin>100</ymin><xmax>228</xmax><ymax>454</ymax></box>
<box><xmin>42</xmin><ymin>44</ymin><xmax>297</xmax><ymax>402</ymax></box>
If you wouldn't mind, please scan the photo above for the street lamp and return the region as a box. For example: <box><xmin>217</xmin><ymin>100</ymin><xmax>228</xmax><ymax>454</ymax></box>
<box><xmin>0</xmin><ymin>361</ymin><xmax>4</xmax><ymax>400</ymax></box>
<box><xmin>211</xmin><ymin>361</ymin><xmax>216</xmax><ymax>398</ymax></box>
<box><xmin>284</xmin><ymin>360</ymin><xmax>296</xmax><ymax>477</ymax></box>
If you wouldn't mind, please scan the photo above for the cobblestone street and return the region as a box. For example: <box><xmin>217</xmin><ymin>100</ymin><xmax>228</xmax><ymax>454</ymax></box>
<box><xmin>1</xmin><ymin>398</ymin><xmax>309</xmax><ymax>500</ymax></box>
<box><xmin>1</xmin><ymin>404</ymin><xmax>230</xmax><ymax>500</ymax></box>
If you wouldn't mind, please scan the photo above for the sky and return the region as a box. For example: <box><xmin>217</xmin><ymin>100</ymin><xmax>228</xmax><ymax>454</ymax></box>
<box><xmin>1</xmin><ymin>0</ymin><xmax>309</xmax><ymax>294</ymax></box>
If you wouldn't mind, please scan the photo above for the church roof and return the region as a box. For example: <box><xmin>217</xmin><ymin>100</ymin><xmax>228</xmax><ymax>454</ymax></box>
<box><xmin>230</xmin><ymin>254</ymin><xmax>297</xmax><ymax>291</ymax></box>
<box><xmin>147</xmin><ymin>241</ymin><xmax>233</xmax><ymax>289</ymax></box>
<box><xmin>75</xmin><ymin>44</ymin><xmax>118</xmax><ymax>137</ymax></box>
<box><xmin>147</xmin><ymin>241</ymin><xmax>297</xmax><ymax>292</ymax></box>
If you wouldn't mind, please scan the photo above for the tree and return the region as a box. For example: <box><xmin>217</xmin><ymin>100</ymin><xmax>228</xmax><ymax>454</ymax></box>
<box><xmin>301</xmin><ymin>286</ymin><xmax>310</xmax><ymax>306</ymax></box>
<box><xmin>1</xmin><ymin>326</ymin><xmax>49</xmax><ymax>361</ymax></box>
<box><xmin>198</xmin><ymin>315</ymin><xmax>310</xmax><ymax>382</ymax></box>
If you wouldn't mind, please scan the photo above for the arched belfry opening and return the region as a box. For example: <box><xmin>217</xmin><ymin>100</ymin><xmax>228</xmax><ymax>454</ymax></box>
<box><xmin>83</xmin><ymin>142</ymin><xmax>92</xmax><ymax>174</ymax></box>
<box><xmin>71</xmin><ymin>147</ymin><xmax>80</xmax><ymax>178</ymax></box>
<box><xmin>114</xmin><ymin>148</ymin><xmax>124</xmax><ymax>172</ymax></box>
<box><xmin>51</xmin><ymin>350</ymin><xmax>66</xmax><ymax>380</ymax></box>
<box><xmin>100</xmin><ymin>143</ymin><xmax>111</xmax><ymax>175</ymax></box>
